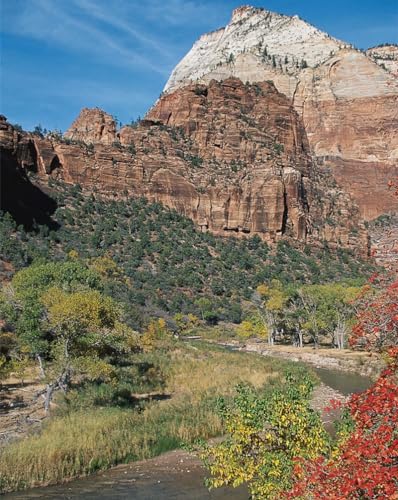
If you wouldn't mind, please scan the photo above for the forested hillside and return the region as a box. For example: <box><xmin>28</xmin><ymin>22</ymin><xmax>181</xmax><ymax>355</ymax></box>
<box><xmin>0</xmin><ymin>179</ymin><xmax>374</xmax><ymax>329</ymax></box>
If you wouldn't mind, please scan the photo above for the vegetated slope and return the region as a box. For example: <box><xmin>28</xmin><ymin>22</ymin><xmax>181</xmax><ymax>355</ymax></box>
<box><xmin>0</xmin><ymin>180</ymin><xmax>374</xmax><ymax>328</ymax></box>
<box><xmin>164</xmin><ymin>6</ymin><xmax>398</xmax><ymax>220</ymax></box>
<box><xmin>366</xmin><ymin>44</ymin><xmax>398</xmax><ymax>74</ymax></box>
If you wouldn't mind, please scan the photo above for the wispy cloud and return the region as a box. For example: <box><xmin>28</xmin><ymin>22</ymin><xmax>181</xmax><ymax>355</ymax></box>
<box><xmin>1</xmin><ymin>0</ymin><xmax>225</xmax><ymax>78</ymax></box>
<box><xmin>138</xmin><ymin>0</ymin><xmax>225</xmax><ymax>27</ymax></box>
<box><xmin>1</xmin><ymin>0</ymin><xmax>223</xmax><ymax>130</ymax></box>
<box><xmin>2</xmin><ymin>0</ymin><xmax>174</xmax><ymax>75</ymax></box>
<box><xmin>72</xmin><ymin>0</ymin><xmax>176</xmax><ymax>59</ymax></box>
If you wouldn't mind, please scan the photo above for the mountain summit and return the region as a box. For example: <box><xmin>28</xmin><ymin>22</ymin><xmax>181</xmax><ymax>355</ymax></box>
<box><xmin>164</xmin><ymin>6</ymin><xmax>398</xmax><ymax>221</ymax></box>
<box><xmin>165</xmin><ymin>5</ymin><xmax>346</xmax><ymax>93</ymax></box>
<box><xmin>1</xmin><ymin>6</ymin><xmax>396</xmax><ymax>255</ymax></box>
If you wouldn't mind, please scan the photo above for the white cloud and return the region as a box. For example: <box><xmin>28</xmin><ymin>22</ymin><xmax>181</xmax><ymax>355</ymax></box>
<box><xmin>2</xmin><ymin>0</ymin><xmax>173</xmax><ymax>75</ymax></box>
<box><xmin>72</xmin><ymin>0</ymin><xmax>176</xmax><ymax>59</ymax></box>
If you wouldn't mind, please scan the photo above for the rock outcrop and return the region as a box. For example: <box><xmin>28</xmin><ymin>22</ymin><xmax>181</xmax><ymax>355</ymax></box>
<box><xmin>369</xmin><ymin>213</ymin><xmax>398</xmax><ymax>272</ymax></box>
<box><xmin>164</xmin><ymin>6</ymin><xmax>398</xmax><ymax>220</ymax></box>
<box><xmin>0</xmin><ymin>79</ymin><xmax>368</xmax><ymax>254</ymax></box>
<box><xmin>366</xmin><ymin>45</ymin><xmax>398</xmax><ymax>75</ymax></box>
<box><xmin>0</xmin><ymin>116</ymin><xmax>58</xmax><ymax>228</ymax></box>
<box><xmin>64</xmin><ymin>108</ymin><xmax>117</xmax><ymax>145</ymax></box>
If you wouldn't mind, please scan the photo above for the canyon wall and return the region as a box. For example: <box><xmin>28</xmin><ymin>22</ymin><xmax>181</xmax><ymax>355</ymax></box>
<box><xmin>0</xmin><ymin>79</ymin><xmax>368</xmax><ymax>253</ymax></box>
<box><xmin>164</xmin><ymin>6</ymin><xmax>398</xmax><ymax>220</ymax></box>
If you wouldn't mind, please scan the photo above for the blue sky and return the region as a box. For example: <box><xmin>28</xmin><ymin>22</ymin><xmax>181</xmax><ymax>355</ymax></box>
<box><xmin>1</xmin><ymin>0</ymin><xmax>397</xmax><ymax>132</ymax></box>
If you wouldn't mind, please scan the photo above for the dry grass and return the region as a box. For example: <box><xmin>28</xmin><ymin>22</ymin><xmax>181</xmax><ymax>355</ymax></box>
<box><xmin>250</xmin><ymin>343</ymin><xmax>374</xmax><ymax>360</ymax></box>
<box><xmin>167</xmin><ymin>343</ymin><xmax>279</xmax><ymax>400</ymax></box>
<box><xmin>0</xmin><ymin>342</ymin><xmax>295</xmax><ymax>493</ymax></box>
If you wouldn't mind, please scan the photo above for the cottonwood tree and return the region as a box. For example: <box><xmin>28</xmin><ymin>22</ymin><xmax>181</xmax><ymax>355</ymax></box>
<box><xmin>40</xmin><ymin>287</ymin><xmax>139</xmax><ymax>412</ymax></box>
<box><xmin>254</xmin><ymin>281</ymin><xmax>287</xmax><ymax>345</ymax></box>
<box><xmin>236</xmin><ymin>316</ymin><xmax>267</xmax><ymax>340</ymax></box>
<box><xmin>289</xmin><ymin>284</ymin><xmax>360</xmax><ymax>349</ymax></box>
<box><xmin>8</xmin><ymin>258</ymin><xmax>139</xmax><ymax>412</ymax></box>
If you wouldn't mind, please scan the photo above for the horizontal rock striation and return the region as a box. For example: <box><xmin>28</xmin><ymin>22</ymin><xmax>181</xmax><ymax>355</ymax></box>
<box><xmin>164</xmin><ymin>6</ymin><xmax>398</xmax><ymax>220</ymax></box>
<box><xmin>0</xmin><ymin>79</ymin><xmax>368</xmax><ymax>254</ymax></box>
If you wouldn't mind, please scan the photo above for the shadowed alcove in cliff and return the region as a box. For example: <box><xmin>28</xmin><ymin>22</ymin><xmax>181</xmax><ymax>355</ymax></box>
<box><xmin>1</xmin><ymin>150</ymin><xmax>59</xmax><ymax>231</ymax></box>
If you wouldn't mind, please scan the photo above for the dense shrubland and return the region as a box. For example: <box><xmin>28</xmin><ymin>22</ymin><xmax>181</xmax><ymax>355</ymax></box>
<box><xmin>0</xmin><ymin>180</ymin><xmax>374</xmax><ymax>332</ymax></box>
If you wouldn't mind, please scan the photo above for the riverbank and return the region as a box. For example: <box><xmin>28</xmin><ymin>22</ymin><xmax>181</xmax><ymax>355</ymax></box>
<box><xmin>0</xmin><ymin>342</ymin><xmax>306</xmax><ymax>494</ymax></box>
<box><xmin>224</xmin><ymin>341</ymin><xmax>382</xmax><ymax>378</ymax></box>
<box><xmin>3</xmin><ymin>349</ymin><xmax>373</xmax><ymax>500</ymax></box>
<box><xmin>4</xmin><ymin>448</ymin><xmax>247</xmax><ymax>499</ymax></box>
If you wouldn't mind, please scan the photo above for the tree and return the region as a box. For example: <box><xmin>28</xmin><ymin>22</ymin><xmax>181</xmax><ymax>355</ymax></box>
<box><xmin>40</xmin><ymin>288</ymin><xmax>139</xmax><ymax>412</ymax></box>
<box><xmin>350</xmin><ymin>277</ymin><xmax>398</xmax><ymax>351</ymax></box>
<box><xmin>141</xmin><ymin>318</ymin><xmax>172</xmax><ymax>352</ymax></box>
<box><xmin>200</xmin><ymin>370</ymin><xmax>329</xmax><ymax>499</ymax></box>
<box><xmin>286</xmin><ymin>349</ymin><xmax>398</xmax><ymax>499</ymax></box>
<box><xmin>195</xmin><ymin>297</ymin><xmax>219</xmax><ymax>325</ymax></box>
<box><xmin>32</xmin><ymin>124</ymin><xmax>45</xmax><ymax>137</ymax></box>
<box><xmin>300</xmin><ymin>59</ymin><xmax>308</xmax><ymax>69</ymax></box>
<box><xmin>254</xmin><ymin>281</ymin><xmax>287</xmax><ymax>345</ymax></box>
<box><xmin>10</xmin><ymin>260</ymin><xmax>102</xmax><ymax>364</ymax></box>
<box><xmin>236</xmin><ymin>317</ymin><xmax>267</xmax><ymax>340</ymax></box>
<box><xmin>289</xmin><ymin>284</ymin><xmax>360</xmax><ymax>349</ymax></box>
<box><xmin>173</xmin><ymin>313</ymin><xmax>199</xmax><ymax>335</ymax></box>
<box><xmin>7</xmin><ymin>258</ymin><xmax>139</xmax><ymax>412</ymax></box>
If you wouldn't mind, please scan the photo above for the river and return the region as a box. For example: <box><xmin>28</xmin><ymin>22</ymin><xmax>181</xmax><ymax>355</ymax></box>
<box><xmin>5</xmin><ymin>358</ymin><xmax>372</xmax><ymax>500</ymax></box>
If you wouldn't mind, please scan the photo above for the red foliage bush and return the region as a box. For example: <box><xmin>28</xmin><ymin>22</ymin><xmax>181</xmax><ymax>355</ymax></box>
<box><xmin>286</xmin><ymin>349</ymin><xmax>398</xmax><ymax>499</ymax></box>
<box><xmin>350</xmin><ymin>276</ymin><xmax>398</xmax><ymax>352</ymax></box>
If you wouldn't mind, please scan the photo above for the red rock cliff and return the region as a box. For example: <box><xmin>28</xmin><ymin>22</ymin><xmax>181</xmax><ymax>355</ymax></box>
<box><xmin>164</xmin><ymin>7</ymin><xmax>398</xmax><ymax>221</ymax></box>
<box><xmin>0</xmin><ymin>80</ymin><xmax>368</xmax><ymax>254</ymax></box>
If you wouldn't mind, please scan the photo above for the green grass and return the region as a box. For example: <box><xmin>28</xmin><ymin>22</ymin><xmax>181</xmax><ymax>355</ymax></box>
<box><xmin>0</xmin><ymin>343</ymin><xmax>313</xmax><ymax>493</ymax></box>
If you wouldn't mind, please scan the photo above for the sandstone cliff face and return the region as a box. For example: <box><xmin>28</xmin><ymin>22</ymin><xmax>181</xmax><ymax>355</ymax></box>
<box><xmin>164</xmin><ymin>6</ymin><xmax>398</xmax><ymax>220</ymax></box>
<box><xmin>64</xmin><ymin>108</ymin><xmax>117</xmax><ymax>145</ymax></box>
<box><xmin>369</xmin><ymin>213</ymin><xmax>398</xmax><ymax>272</ymax></box>
<box><xmin>0</xmin><ymin>80</ymin><xmax>367</xmax><ymax>253</ymax></box>
<box><xmin>0</xmin><ymin>116</ymin><xmax>58</xmax><ymax>228</ymax></box>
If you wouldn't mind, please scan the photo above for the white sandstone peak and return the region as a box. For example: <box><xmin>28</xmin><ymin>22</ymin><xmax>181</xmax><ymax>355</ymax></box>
<box><xmin>164</xmin><ymin>5</ymin><xmax>345</xmax><ymax>94</ymax></box>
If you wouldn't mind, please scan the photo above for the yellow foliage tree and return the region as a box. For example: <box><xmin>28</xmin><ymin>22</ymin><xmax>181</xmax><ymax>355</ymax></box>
<box><xmin>39</xmin><ymin>288</ymin><xmax>138</xmax><ymax>412</ymax></box>
<box><xmin>254</xmin><ymin>280</ymin><xmax>288</xmax><ymax>345</ymax></box>
<box><xmin>141</xmin><ymin>318</ymin><xmax>172</xmax><ymax>352</ymax></box>
<box><xmin>236</xmin><ymin>319</ymin><xmax>268</xmax><ymax>339</ymax></box>
<box><xmin>200</xmin><ymin>370</ymin><xmax>329</xmax><ymax>499</ymax></box>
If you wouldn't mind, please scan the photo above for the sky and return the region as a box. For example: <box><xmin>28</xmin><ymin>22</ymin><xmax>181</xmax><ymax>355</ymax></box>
<box><xmin>1</xmin><ymin>0</ymin><xmax>397</xmax><ymax>132</ymax></box>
